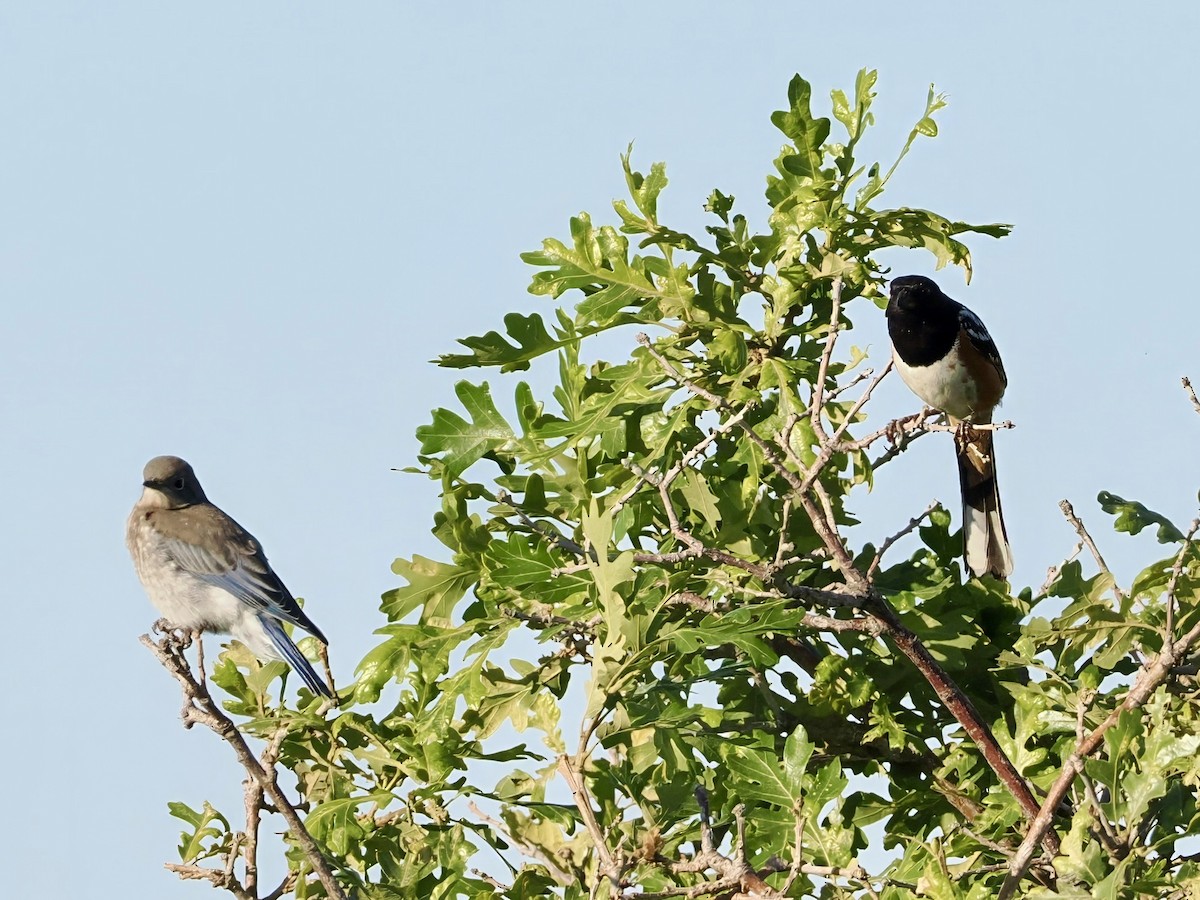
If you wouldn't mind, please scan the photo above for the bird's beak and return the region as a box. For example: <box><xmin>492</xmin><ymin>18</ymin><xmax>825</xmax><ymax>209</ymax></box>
<box><xmin>142</xmin><ymin>480</ymin><xmax>154</xmax><ymax>488</ymax></box>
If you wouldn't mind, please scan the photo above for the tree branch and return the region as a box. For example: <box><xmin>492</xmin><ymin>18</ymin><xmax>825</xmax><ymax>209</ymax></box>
<box><xmin>559</xmin><ymin>754</ymin><xmax>624</xmax><ymax>894</ymax></box>
<box><xmin>141</xmin><ymin>627</ymin><xmax>347</xmax><ymax>900</ymax></box>
<box><xmin>809</xmin><ymin>277</ymin><xmax>844</xmax><ymax>442</ymax></box>
<box><xmin>164</xmin><ymin>863</ymin><xmax>256</xmax><ymax>900</ymax></box>
<box><xmin>866</xmin><ymin>501</ymin><xmax>939</xmax><ymax>582</ymax></box>
<box><xmin>998</xmin><ymin>519</ymin><xmax>1200</xmax><ymax>896</ymax></box>
<box><xmin>1059</xmin><ymin>499</ymin><xmax>1126</xmax><ymax>606</ymax></box>
<box><xmin>625</xmin><ymin>787</ymin><xmax>895</xmax><ymax>899</ymax></box>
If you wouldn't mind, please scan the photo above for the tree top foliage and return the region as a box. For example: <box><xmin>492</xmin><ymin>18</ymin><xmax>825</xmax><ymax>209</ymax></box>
<box><xmin>155</xmin><ymin>70</ymin><xmax>1200</xmax><ymax>900</ymax></box>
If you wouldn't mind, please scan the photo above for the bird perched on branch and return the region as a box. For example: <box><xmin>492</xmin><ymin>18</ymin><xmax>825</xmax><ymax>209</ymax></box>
<box><xmin>127</xmin><ymin>455</ymin><xmax>334</xmax><ymax>697</ymax></box>
<box><xmin>886</xmin><ymin>275</ymin><xmax>1013</xmax><ymax>579</ymax></box>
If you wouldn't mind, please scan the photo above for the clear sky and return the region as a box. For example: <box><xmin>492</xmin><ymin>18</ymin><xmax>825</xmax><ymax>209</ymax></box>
<box><xmin>3</xmin><ymin>3</ymin><xmax>1198</xmax><ymax>896</ymax></box>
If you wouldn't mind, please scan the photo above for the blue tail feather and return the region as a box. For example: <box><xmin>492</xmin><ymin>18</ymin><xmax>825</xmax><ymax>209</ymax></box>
<box><xmin>259</xmin><ymin>615</ymin><xmax>333</xmax><ymax>699</ymax></box>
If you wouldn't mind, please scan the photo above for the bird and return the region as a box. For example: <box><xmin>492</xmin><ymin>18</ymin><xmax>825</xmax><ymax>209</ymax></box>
<box><xmin>127</xmin><ymin>455</ymin><xmax>334</xmax><ymax>698</ymax></box>
<box><xmin>886</xmin><ymin>275</ymin><xmax>1013</xmax><ymax>579</ymax></box>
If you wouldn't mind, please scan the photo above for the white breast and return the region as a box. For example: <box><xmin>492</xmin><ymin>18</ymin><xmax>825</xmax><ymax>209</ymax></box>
<box><xmin>892</xmin><ymin>338</ymin><xmax>979</xmax><ymax>421</ymax></box>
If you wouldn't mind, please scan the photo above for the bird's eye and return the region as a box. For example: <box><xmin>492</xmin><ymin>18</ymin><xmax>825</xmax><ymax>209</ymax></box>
<box><xmin>172</xmin><ymin>478</ymin><xmax>185</xmax><ymax>490</ymax></box>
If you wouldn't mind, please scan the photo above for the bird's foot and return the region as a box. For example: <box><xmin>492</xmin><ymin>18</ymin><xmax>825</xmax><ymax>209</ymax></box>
<box><xmin>954</xmin><ymin>419</ymin><xmax>980</xmax><ymax>447</ymax></box>
<box><xmin>884</xmin><ymin>418</ymin><xmax>902</xmax><ymax>445</ymax></box>
<box><xmin>152</xmin><ymin>618</ymin><xmax>195</xmax><ymax>651</ymax></box>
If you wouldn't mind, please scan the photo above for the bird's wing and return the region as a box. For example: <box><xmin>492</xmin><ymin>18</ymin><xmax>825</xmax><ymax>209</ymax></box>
<box><xmin>156</xmin><ymin>509</ymin><xmax>327</xmax><ymax>643</ymax></box>
<box><xmin>956</xmin><ymin>304</ymin><xmax>1007</xmax><ymax>387</ymax></box>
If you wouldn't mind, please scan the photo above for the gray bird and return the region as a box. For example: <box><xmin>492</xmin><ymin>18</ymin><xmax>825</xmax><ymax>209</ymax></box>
<box><xmin>127</xmin><ymin>455</ymin><xmax>333</xmax><ymax>698</ymax></box>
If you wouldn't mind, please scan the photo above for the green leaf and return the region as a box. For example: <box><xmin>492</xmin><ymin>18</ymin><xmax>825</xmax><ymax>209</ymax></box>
<box><xmin>782</xmin><ymin>725</ymin><xmax>814</xmax><ymax>789</ymax></box>
<box><xmin>383</xmin><ymin>555</ymin><xmax>476</xmax><ymax>625</ymax></box>
<box><xmin>870</xmin><ymin>208</ymin><xmax>1010</xmax><ymax>282</ymax></box>
<box><xmin>167</xmin><ymin>801</ymin><xmax>229</xmax><ymax>863</ymax></box>
<box><xmin>306</xmin><ymin>794</ymin><xmax>389</xmax><ymax>857</ymax></box>
<box><xmin>723</xmin><ymin>730</ymin><xmax>807</xmax><ymax>808</ymax></box>
<box><xmin>771</xmin><ymin>75</ymin><xmax>832</xmax><ymax>181</ymax></box>
<box><xmin>438</xmin><ymin>312</ymin><xmax>576</xmax><ymax>372</ymax></box>
<box><xmin>521</xmin><ymin>212</ymin><xmax>689</xmax><ymax>332</ymax></box>
<box><xmin>581</xmin><ymin>504</ymin><xmax>634</xmax><ymax>632</ymax></box>
<box><xmin>485</xmin><ymin>534</ymin><xmax>590</xmax><ymax>604</ymax></box>
<box><xmin>1098</xmin><ymin>491</ymin><xmax>1186</xmax><ymax>542</ymax></box>
<box><xmin>620</xmin><ymin>146</ymin><xmax>668</xmax><ymax>223</ymax></box>
<box><xmin>416</xmin><ymin>381</ymin><xmax>515</xmax><ymax>479</ymax></box>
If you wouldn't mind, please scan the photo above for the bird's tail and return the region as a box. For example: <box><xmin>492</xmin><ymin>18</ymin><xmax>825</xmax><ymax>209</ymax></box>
<box><xmin>955</xmin><ymin>427</ymin><xmax>1013</xmax><ymax>579</ymax></box>
<box><xmin>259</xmin><ymin>615</ymin><xmax>334</xmax><ymax>699</ymax></box>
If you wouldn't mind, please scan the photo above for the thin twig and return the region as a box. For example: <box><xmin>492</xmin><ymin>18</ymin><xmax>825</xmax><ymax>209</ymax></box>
<box><xmin>317</xmin><ymin>642</ymin><xmax>338</xmax><ymax>704</ymax></box>
<box><xmin>498</xmin><ymin>489</ymin><xmax>587</xmax><ymax>558</ymax></box>
<box><xmin>866</xmin><ymin>501</ymin><xmax>939</xmax><ymax>581</ymax></box>
<box><xmin>262</xmin><ymin>873</ymin><xmax>299</xmax><ymax>900</ymax></box>
<box><xmin>773</xmin><ymin>498</ymin><xmax>793</xmax><ymax>570</ymax></box>
<box><xmin>1059</xmin><ymin>500</ymin><xmax>1126</xmax><ymax>606</ymax></box>
<box><xmin>809</xmin><ymin>278</ymin><xmax>844</xmax><ymax>442</ymax></box>
<box><xmin>1079</xmin><ymin>770</ymin><xmax>1122</xmax><ymax>858</ymax></box>
<box><xmin>958</xmin><ymin>824</ymin><xmax>1017</xmax><ymax>858</ymax></box>
<box><xmin>822</xmin><ymin>359</ymin><xmax>894</xmax><ymax>453</ymax></box>
<box><xmin>636</xmin><ymin>333</ymin><xmax>726</xmax><ymax>407</ymax></box>
<box><xmin>1039</xmin><ymin>541</ymin><xmax>1084</xmax><ymax>597</ymax></box>
<box><xmin>778</xmin><ymin>802</ymin><xmax>804</xmax><ymax>897</ymax></box>
<box><xmin>471</xmin><ymin>869</ymin><xmax>512</xmax><ymax>891</ymax></box>
<box><xmin>825</xmin><ymin>366</ymin><xmax>874</xmax><ymax>400</ymax></box>
<box><xmin>846</xmin><ymin>412</ymin><xmax>1013</xmax><ymax>455</ymax></box>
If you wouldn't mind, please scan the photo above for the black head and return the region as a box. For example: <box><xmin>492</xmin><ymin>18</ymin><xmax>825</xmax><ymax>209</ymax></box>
<box><xmin>141</xmin><ymin>455</ymin><xmax>208</xmax><ymax>508</ymax></box>
<box><xmin>888</xmin><ymin>275</ymin><xmax>947</xmax><ymax>314</ymax></box>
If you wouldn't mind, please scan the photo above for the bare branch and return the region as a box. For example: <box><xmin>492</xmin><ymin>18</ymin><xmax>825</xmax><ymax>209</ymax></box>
<box><xmin>1183</xmin><ymin>377</ymin><xmax>1200</xmax><ymax>415</ymax></box>
<box><xmin>141</xmin><ymin>629</ymin><xmax>347</xmax><ymax>900</ymax></box>
<box><xmin>164</xmin><ymin>863</ymin><xmax>255</xmax><ymax>900</ymax></box>
<box><xmin>809</xmin><ymin>277</ymin><xmax>844</xmax><ymax>441</ymax></box>
<box><xmin>559</xmin><ymin>755</ymin><xmax>624</xmax><ymax>893</ymax></box>
<box><xmin>1059</xmin><ymin>500</ymin><xmax>1126</xmax><ymax>605</ymax></box>
<box><xmin>866</xmin><ymin>501</ymin><xmax>939</xmax><ymax>582</ymax></box>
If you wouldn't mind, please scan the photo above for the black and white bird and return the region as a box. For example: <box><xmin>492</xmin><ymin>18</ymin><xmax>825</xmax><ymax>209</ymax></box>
<box><xmin>886</xmin><ymin>275</ymin><xmax>1013</xmax><ymax>579</ymax></box>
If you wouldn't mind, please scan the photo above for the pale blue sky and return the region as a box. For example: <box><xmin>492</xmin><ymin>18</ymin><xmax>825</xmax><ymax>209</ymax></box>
<box><xmin>3</xmin><ymin>4</ymin><xmax>1198</xmax><ymax>896</ymax></box>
